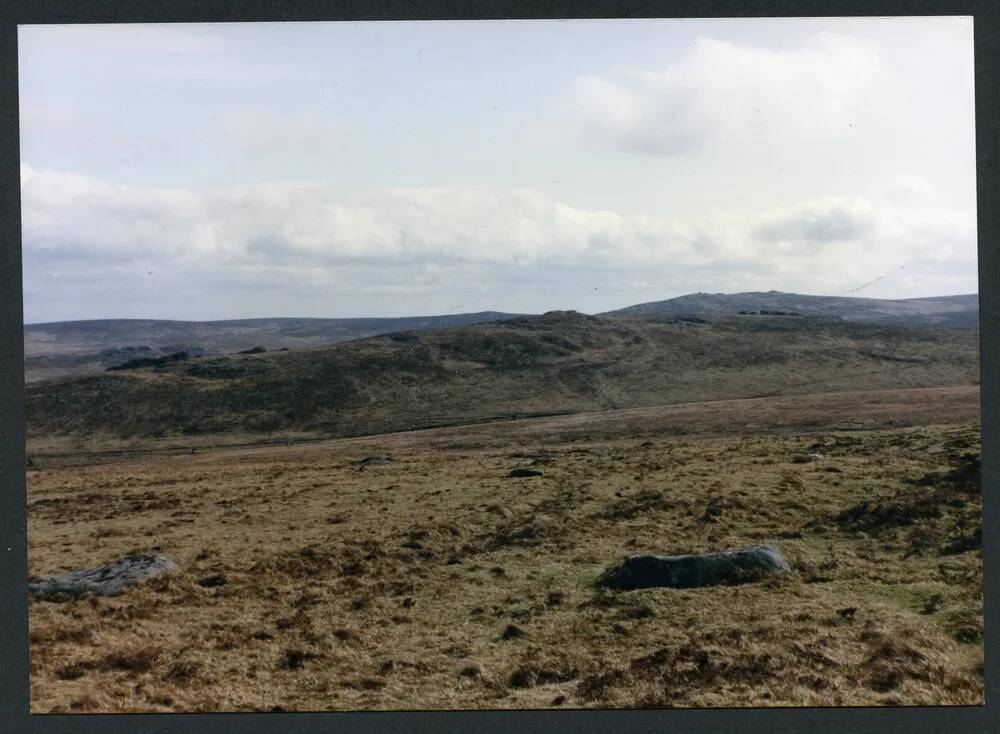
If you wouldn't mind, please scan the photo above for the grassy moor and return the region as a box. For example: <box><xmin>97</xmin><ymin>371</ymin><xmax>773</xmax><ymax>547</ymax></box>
<box><xmin>25</xmin><ymin>312</ymin><xmax>983</xmax><ymax>712</ymax></box>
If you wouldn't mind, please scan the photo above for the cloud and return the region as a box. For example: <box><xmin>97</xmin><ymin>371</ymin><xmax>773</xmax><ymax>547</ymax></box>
<box><xmin>19</xmin><ymin>164</ymin><xmax>977</xmax><ymax>321</ymax></box>
<box><xmin>574</xmin><ymin>73</ymin><xmax>707</xmax><ymax>156</ymax></box>
<box><xmin>573</xmin><ymin>32</ymin><xmax>893</xmax><ymax>156</ymax></box>
<box><xmin>753</xmin><ymin>198</ymin><xmax>876</xmax><ymax>244</ymax></box>
<box><xmin>20</xmin><ymin>167</ymin><xmax>736</xmax><ymax>271</ymax></box>
<box><xmin>20</xmin><ymin>165</ymin><xmax>207</xmax><ymax>260</ymax></box>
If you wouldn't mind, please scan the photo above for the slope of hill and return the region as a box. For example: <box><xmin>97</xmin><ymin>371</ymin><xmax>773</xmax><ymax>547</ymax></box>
<box><xmin>602</xmin><ymin>291</ymin><xmax>979</xmax><ymax>329</ymax></box>
<box><xmin>24</xmin><ymin>291</ymin><xmax>979</xmax><ymax>383</ymax></box>
<box><xmin>25</xmin><ymin>312</ymin><xmax>980</xmax><ymax>441</ymax></box>
<box><xmin>22</xmin><ymin>312</ymin><xmax>521</xmax><ymax>382</ymax></box>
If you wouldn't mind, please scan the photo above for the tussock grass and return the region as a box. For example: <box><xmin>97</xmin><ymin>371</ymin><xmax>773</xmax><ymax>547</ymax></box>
<box><xmin>27</xmin><ymin>391</ymin><xmax>982</xmax><ymax>711</ymax></box>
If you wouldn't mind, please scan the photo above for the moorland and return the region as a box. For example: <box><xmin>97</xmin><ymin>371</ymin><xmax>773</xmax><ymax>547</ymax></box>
<box><xmin>25</xmin><ymin>293</ymin><xmax>983</xmax><ymax>712</ymax></box>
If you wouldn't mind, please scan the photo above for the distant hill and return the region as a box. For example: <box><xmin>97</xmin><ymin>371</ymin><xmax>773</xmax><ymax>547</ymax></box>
<box><xmin>602</xmin><ymin>291</ymin><xmax>979</xmax><ymax>329</ymax></box>
<box><xmin>22</xmin><ymin>312</ymin><xmax>521</xmax><ymax>382</ymax></box>
<box><xmin>26</xmin><ymin>311</ymin><xmax>980</xmax><ymax>441</ymax></box>
<box><xmin>22</xmin><ymin>290</ymin><xmax>980</xmax><ymax>384</ymax></box>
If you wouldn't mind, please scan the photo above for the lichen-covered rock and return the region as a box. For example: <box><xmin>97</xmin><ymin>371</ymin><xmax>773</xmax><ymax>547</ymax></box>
<box><xmin>28</xmin><ymin>554</ymin><xmax>177</xmax><ymax>600</ymax></box>
<box><xmin>600</xmin><ymin>544</ymin><xmax>791</xmax><ymax>590</ymax></box>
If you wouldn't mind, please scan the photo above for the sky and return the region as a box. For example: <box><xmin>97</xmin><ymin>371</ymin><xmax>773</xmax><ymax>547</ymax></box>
<box><xmin>18</xmin><ymin>17</ymin><xmax>977</xmax><ymax>323</ymax></box>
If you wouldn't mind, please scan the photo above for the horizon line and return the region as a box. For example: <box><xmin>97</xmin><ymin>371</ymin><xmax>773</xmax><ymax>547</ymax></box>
<box><xmin>22</xmin><ymin>289</ymin><xmax>980</xmax><ymax>327</ymax></box>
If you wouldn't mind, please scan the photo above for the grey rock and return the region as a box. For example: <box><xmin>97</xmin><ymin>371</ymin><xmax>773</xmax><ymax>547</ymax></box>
<box><xmin>600</xmin><ymin>544</ymin><xmax>791</xmax><ymax>590</ymax></box>
<box><xmin>28</xmin><ymin>554</ymin><xmax>177</xmax><ymax>599</ymax></box>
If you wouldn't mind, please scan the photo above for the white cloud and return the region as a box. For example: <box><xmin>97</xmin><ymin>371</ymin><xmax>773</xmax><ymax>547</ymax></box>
<box><xmin>20</xmin><ymin>165</ymin><xmax>207</xmax><ymax>260</ymax></box>
<box><xmin>574</xmin><ymin>32</ymin><xmax>894</xmax><ymax>156</ymax></box>
<box><xmin>19</xmin><ymin>163</ymin><xmax>976</xmax><ymax>314</ymax></box>
<box><xmin>574</xmin><ymin>73</ymin><xmax>706</xmax><ymax>156</ymax></box>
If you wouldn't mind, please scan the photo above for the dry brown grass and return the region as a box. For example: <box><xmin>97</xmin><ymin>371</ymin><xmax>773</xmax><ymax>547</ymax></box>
<box><xmin>27</xmin><ymin>388</ymin><xmax>983</xmax><ymax>712</ymax></box>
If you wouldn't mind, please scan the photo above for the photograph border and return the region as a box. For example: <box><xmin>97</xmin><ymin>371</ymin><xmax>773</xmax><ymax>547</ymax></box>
<box><xmin>1</xmin><ymin>1</ymin><xmax>996</xmax><ymax>732</ymax></box>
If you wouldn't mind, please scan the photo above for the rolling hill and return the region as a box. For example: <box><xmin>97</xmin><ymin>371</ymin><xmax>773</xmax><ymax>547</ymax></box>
<box><xmin>603</xmin><ymin>291</ymin><xmax>979</xmax><ymax>329</ymax></box>
<box><xmin>25</xmin><ymin>311</ymin><xmax>980</xmax><ymax>441</ymax></box>
<box><xmin>22</xmin><ymin>312</ymin><xmax>521</xmax><ymax>382</ymax></box>
<box><xmin>23</xmin><ymin>291</ymin><xmax>978</xmax><ymax>383</ymax></box>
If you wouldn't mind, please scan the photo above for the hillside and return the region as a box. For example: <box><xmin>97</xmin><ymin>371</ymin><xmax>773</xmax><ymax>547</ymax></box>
<box><xmin>25</xmin><ymin>312</ymin><xmax>980</xmax><ymax>441</ymax></box>
<box><xmin>23</xmin><ymin>311</ymin><xmax>521</xmax><ymax>382</ymax></box>
<box><xmin>602</xmin><ymin>291</ymin><xmax>979</xmax><ymax>329</ymax></box>
<box><xmin>24</xmin><ymin>291</ymin><xmax>979</xmax><ymax>383</ymax></box>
